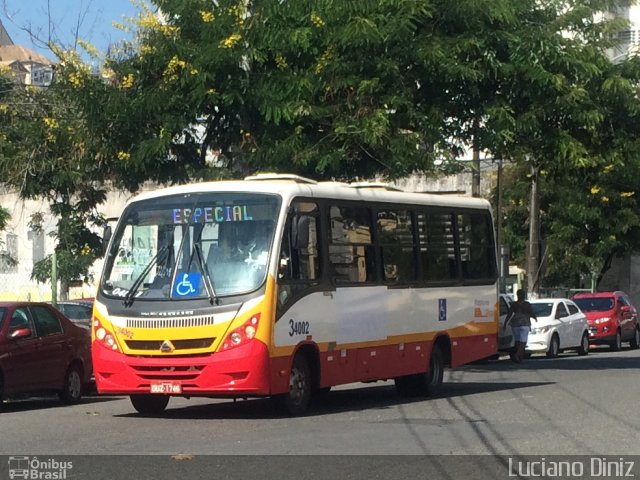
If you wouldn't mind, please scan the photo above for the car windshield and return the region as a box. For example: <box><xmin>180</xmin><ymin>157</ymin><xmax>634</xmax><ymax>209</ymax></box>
<box><xmin>531</xmin><ymin>302</ymin><xmax>554</xmax><ymax>317</ymax></box>
<box><xmin>101</xmin><ymin>192</ymin><xmax>280</xmax><ymax>300</ymax></box>
<box><xmin>573</xmin><ymin>297</ymin><xmax>615</xmax><ymax>312</ymax></box>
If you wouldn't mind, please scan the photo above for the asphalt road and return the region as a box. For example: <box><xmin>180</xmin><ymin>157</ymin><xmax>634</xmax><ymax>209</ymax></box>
<box><xmin>1</xmin><ymin>346</ymin><xmax>640</xmax><ymax>478</ymax></box>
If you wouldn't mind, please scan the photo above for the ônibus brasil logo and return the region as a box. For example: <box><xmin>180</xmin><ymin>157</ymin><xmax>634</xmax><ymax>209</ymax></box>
<box><xmin>8</xmin><ymin>456</ymin><xmax>72</xmax><ymax>480</ymax></box>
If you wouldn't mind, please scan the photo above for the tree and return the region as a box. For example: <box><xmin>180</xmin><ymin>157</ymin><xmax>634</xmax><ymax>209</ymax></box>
<box><xmin>0</xmin><ymin>53</ymin><xmax>108</xmax><ymax>298</ymax></box>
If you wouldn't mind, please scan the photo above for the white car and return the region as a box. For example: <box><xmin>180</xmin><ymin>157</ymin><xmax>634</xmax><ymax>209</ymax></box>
<box><xmin>527</xmin><ymin>298</ymin><xmax>590</xmax><ymax>357</ymax></box>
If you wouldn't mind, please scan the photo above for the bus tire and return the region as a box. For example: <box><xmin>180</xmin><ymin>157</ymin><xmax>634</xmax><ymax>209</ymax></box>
<box><xmin>130</xmin><ymin>394</ymin><xmax>170</xmax><ymax>415</ymax></box>
<box><xmin>425</xmin><ymin>345</ymin><xmax>444</xmax><ymax>396</ymax></box>
<box><xmin>278</xmin><ymin>354</ymin><xmax>312</xmax><ymax>416</ymax></box>
<box><xmin>395</xmin><ymin>344</ymin><xmax>445</xmax><ymax>397</ymax></box>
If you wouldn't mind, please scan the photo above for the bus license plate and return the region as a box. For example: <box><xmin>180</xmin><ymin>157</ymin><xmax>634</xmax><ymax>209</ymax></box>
<box><xmin>150</xmin><ymin>382</ymin><xmax>182</xmax><ymax>394</ymax></box>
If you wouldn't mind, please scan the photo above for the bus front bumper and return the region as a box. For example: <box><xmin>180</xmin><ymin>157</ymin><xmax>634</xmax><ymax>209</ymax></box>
<box><xmin>92</xmin><ymin>340</ymin><xmax>271</xmax><ymax>396</ymax></box>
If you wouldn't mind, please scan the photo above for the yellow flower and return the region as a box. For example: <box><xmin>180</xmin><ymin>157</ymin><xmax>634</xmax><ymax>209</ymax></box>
<box><xmin>590</xmin><ymin>186</ymin><xmax>600</xmax><ymax>195</ymax></box>
<box><xmin>120</xmin><ymin>73</ymin><xmax>135</xmax><ymax>89</ymax></box>
<box><xmin>310</xmin><ymin>12</ymin><xmax>325</xmax><ymax>28</ymax></box>
<box><xmin>190</xmin><ymin>68</ymin><xmax>199</xmax><ymax>76</ymax></box>
<box><xmin>620</xmin><ymin>192</ymin><xmax>635</xmax><ymax>198</ymax></box>
<box><xmin>200</xmin><ymin>10</ymin><xmax>215</xmax><ymax>23</ymax></box>
<box><xmin>207</xmin><ymin>88</ymin><xmax>217</xmax><ymax>95</ymax></box>
<box><xmin>315</xmin><ymin>44</ymin><xmax>336</xmax><ymax>74</ymax></box>
<box><xmin>139</xmin><ymin>44</ymin><xmax>156</xmax><ymax>56</ymax></box>
<box><xmin>601</xmin><ymin>196</ymin><xmax>609</xmax><ymax>203</ymax></box>
<box><xmin>609</xmin><ymin>235</ymin><xmax>617</xmax><ymax>241</ymax></box>
<box><xmin>219</xmin><ymin>33</ymin><xmax>242</xmax><ymax>49</ymax></box>
<box><xmin>603</xmin><ymin>164</ymin><xmax>614</xmax><ymax>173</ymax></box>
<box><xmin>43</xmin><ymin>117</ymin><xmax>59</xmax><ymax>129</ymax></box>
<box><xmin>275</xmin><ymin>54</ymin><xmax>288</xmax><ymax>70</ymax></box>
<box><xmin>80</xmin><ymin>244</ymin><xmax>92</xmax><ymax>256</ymax></box>
<box><xmin>117</xmin><ymin>151</ymin><xmax>131</xmax><ymax>161</ymax></box>
<box><xmin>163</xmin><ymin>56</ymin><xmax>188</xmax><ymax>81</ymax></box>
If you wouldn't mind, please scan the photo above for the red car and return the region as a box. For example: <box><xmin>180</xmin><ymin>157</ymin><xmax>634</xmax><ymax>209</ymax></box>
<box><xmin>0</xmin><ymin>302</ymin><xmax>93</xmax><ymax>404</ymax></box>
<box><xmin>572</xmin><ymin>291</ymin><xmax>640</xmax><ymax>350</ymax></box>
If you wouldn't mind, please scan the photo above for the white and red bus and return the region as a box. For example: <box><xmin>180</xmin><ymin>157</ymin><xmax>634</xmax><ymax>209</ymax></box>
<box><xmin>92</xmin><ymin>174</ymin><xmax>498</xmax><ymax>415</ymax></box>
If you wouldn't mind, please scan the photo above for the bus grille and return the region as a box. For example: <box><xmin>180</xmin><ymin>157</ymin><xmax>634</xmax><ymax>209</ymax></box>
<box><xmin>125</xmin><ymin>315</ymin><xmax>217</xmax><ymax>329</ymax></box>
<box><xmin>126</xmin><ymin>338</ymin><xmax>215</xmax><ymax>350</ymax></box>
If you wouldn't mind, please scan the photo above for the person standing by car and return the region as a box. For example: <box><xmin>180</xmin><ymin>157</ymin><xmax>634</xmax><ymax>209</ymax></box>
<box><xmin>503</xmin><ymin>289</ymin><xmax>537</xmax><ymax>363</ymax></box>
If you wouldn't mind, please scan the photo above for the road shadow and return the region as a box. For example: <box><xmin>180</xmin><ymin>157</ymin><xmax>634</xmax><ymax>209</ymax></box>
<box><xmin>0</xmin><ymin>395</ymin><xmax>123</xmax><ymax>413</ymax></box>
<box><xmin>113</xmin><ymin>380</ymin><xmax>553</xmax><ymax>420</ymax></box>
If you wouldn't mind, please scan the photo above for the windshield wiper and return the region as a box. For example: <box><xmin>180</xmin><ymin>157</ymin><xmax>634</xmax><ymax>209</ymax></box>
<box><xmin>123</xmin><ymin>246</ymin><xmax>169</xmax><ymax>307</ymax></box>
<box><xmin>192</xmin><ymin>242</ymin><xmax>218</xmax><ymax>305</ymax></box>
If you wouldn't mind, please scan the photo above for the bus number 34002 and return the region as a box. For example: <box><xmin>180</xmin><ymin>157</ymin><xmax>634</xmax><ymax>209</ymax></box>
<box><xmin>289</xmin><ymin>319</ymin><xmax>310</xmax><ymax>336</ymax></box>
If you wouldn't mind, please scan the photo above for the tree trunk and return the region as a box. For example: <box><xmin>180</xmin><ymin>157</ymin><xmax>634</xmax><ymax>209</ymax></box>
<box><xmin>471</xmin><ymin>121</ymin><xmax>481</xmax><ymax>198</ymax></box>
<box><xmin>527</xmin><ymin>164</ymin><xmax>540</xmax><ymax>297</ymax></box>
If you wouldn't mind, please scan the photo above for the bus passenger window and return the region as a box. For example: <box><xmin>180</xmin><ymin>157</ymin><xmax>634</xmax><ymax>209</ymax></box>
<box><xmin>458</xmin><ymin>212</ymin><xmax>496</xmax><ymax>281</ymax></box>
<box><xmin>418</xmin><ymin>211</ymin><xmax>459</xmax><ymax>282</ymax></box>
<box><xmin>328</xmin><ymin>205</ymin><xmax>375</xmax><ymax>284</ymax></box>
<box><xmin>377</xmin><ymin>209</ymin><xmax>416</xmax><ymax>283</ymax></box>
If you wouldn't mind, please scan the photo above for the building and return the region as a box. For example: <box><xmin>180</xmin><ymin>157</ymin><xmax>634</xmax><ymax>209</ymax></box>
<box><xmin>0</xmin><ymin>20</ymin><xmax>54</xmax><ymax>86</ymax></box>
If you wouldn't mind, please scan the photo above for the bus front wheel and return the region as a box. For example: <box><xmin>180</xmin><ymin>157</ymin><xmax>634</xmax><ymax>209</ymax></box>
<box><xmin>130</xmin><ymin>394</ymin><xmax>170</xmax><ymax>415</ymax></box>
<box><xmin>277</xmin><ymin>354</ymin><xmax>312</xmax><ymax>416</ymax></box>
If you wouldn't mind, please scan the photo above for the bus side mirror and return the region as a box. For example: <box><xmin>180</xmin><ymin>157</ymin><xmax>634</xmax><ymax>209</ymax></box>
<box><xmin>102</xmin><ymin>225</ymin><xmax>112</xmax><ymax>255</ymax></box>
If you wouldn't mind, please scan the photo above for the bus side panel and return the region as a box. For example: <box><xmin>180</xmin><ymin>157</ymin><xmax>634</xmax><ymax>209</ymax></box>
<box><xmin>272</xmin><ymin>284</ymin><xmax>497</xmax><ymax>387</ymax></box>
<box><xmin>319</xmin><ymin>349</ymin><xmax>358</xmax><ymax>388</ymax></box>
<box><xmin>450</xmin><ymin>334</ymin><xmax>497</xmax><ymax>368</ymax></box>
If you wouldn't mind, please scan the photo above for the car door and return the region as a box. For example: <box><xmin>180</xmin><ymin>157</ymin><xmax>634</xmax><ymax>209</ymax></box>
<box><xmin>565</xmin><ymin>300</ymin><xmax>583</xmax><ymax>346</ymax></box>
<box><xmin>29</xmin><ymin>305</ymin><xmax>68</xmax><ymax>390</ymax></box>
<box><xmin>617</xmin><ymin>295</ymin><xmax>632</xmax><ymax>340</ymax></box>
<box><xmin>554</xmin><ymin>302</ymin><xmax>571</xmax><ymax>347</ymax></box>
<box><xmin>2</xmin><ymin>306</ymin><xmax>40</xmax><ymax>395</ymax></box>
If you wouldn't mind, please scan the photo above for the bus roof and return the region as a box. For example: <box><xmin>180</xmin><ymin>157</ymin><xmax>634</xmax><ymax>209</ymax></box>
<box><xmin>127</xmin><ymin>174</ymin><xmax>492</xmax><ymax>210</ymax></box>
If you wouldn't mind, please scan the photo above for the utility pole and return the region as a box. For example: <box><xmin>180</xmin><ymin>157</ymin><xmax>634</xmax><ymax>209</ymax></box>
<box><xmin>51</xmin><ymin>249</ymin><xmax>57</xmax><ymax>307</ymax></box>
<box><xmin>496</xmin><ymin>157</ymin><xmax>504</xmax><ymax>293</ymax></box>
<box><xmin>471</xmin><ymin>118</ymin><xmax>481</xmax><ymax>198</ymax></box>
<box><xmin>527</xmin><ymin>163</ymin><xmax>540</xmax><ymax>297</ymax></box>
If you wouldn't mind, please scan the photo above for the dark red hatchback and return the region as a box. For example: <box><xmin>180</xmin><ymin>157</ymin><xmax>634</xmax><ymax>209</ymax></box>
<box><xmin>0</xmin><ymin>302</ymin><xmax>92</xmax><ymax>405</ymax></box>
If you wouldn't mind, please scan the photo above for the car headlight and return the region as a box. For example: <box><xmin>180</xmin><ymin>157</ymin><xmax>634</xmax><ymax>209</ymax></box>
<box><xmin>594</xmin><ymin>317</ymin><xmax>610</xmax><ymax>325</ymax></box>
<box><xmin>532</xmin><ymin>325</ymin><xmax>551</xmax><ymax>334</ymax></box>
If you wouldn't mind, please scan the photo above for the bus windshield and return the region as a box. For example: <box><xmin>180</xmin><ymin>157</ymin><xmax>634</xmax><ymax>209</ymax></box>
<box><xmin>101</xmin><ymin>192</ymin><xmax>280</xmax><ymax>300</ymax></box>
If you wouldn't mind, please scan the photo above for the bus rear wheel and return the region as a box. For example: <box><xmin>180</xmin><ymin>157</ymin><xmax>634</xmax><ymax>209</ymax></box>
<box><xmin>130</xmin><ymin>394</ymin><xmax>170</xmax><ymax>415</ymax></box>
<box><xmin>395</xmin><ymin>344</ymin><xmax>444</xmax><ymax>397</ymax></box>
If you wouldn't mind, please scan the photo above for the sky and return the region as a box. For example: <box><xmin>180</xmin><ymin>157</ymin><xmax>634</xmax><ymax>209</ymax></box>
<box><xmin>0</xmin><ymin>0</ymin><xmax>140</xmax><ymax>60</ymax></box>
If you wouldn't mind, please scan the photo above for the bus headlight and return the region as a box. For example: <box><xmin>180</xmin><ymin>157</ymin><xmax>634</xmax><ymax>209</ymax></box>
<box><xmin>221</xmin><ymin>314</ymin><xmax>261</xmax><ymax>351</ymax></box>
<box><xmin>93</xmin><ymin>318</ymin><xmax>120</xmax><ymax>352</ymax></box>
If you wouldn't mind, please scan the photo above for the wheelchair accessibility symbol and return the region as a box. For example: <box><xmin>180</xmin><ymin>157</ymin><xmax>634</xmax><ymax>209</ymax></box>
<box><xmin>173</xmin><ymin>272</ymin><xmax>202</xmax><ymax>297</ymax></box>
<box><xmin>438</xmin><ymin>298</ymin><xmax>447</xmax><ymax>322</ymax></box>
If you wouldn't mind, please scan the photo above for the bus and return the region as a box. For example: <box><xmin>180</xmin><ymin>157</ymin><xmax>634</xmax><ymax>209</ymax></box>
<box><xmin>92</xmin><ymin>173</ymin><xmax>498</xmax><ymax>415</ymax></box>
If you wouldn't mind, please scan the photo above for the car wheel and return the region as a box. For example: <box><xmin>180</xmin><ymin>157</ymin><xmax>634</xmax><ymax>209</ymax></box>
<box><xmin>630</xmin><ymin>327</ymin><xmax>640</xmax><ymax>350</ymax></box>
<box><xmin>278</xmin><ymin>354</ymin><xmax>312</xmax><ymax>416</ymax></box>
<box><xmin>610</xmin><ymin>329</ymin><xmax>622</xmax><ymax>351</ymax></box>
<box><xmin>59</xmin><ymin>364</ymin><xmax>83</xmax><ymax>404</ymax></box>
<box><xmin>577</xmin><ymin>332</ymin><xmax>590</xmax><ymax>356</ymax></box>
<box><xmin>546</xmin><ymin>334</ymin><xmax>560</xmax><ymax>358</ymax></box>
<box><xmin>130</xmin><ymin>394</ymin><xmax>170</xmax><ymax>415</ymax></box>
